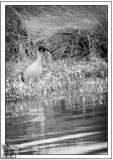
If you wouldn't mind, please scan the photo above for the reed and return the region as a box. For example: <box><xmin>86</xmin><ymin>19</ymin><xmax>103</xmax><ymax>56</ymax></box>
<box><xmin>6</xmin><ymin>58</ymin><xmax>107</xmax><ymax>102</ymax></box>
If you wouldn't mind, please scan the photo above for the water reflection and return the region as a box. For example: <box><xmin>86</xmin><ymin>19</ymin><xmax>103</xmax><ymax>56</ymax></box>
<box><xmin>6</xmin><ymin>92</ymin><xmax>108</xmax><ymax>155</ymax></box>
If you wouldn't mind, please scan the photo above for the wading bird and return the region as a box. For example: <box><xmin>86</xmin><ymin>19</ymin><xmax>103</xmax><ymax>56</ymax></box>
<box><xmin>21</xmin><ymin>46</ymin><xmax>53</xmax><ymax>84</ymax></box>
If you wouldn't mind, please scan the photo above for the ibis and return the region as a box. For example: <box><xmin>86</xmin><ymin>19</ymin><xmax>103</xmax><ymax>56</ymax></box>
<box><xmin>21</xmin><ymin>46</ymin><xmax>54</xmax><ymax>83</ymax></box>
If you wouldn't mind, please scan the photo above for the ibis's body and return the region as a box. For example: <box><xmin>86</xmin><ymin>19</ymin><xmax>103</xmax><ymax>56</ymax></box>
<box><xmin>21</xmin><ymin>46</ymin><xmax>53</xmax><ymax>83</ymax></box>
<box><xmin>22</xmin><ymin>50</ymin><xmax>42</xmax><ymax>83</ymax></box>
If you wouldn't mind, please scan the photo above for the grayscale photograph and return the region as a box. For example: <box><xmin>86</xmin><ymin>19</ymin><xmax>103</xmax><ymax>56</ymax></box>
<box><xmin>2</xmin><ymin>2</ymin><xmax>111</xmax><ymax>158</ymax></box>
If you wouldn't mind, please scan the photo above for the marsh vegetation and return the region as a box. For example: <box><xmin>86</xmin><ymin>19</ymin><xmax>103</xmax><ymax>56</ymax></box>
<box><xmin>6</xmin><ymin>5</ymin><xmax>107</xmax><ymax>103</ymax></box>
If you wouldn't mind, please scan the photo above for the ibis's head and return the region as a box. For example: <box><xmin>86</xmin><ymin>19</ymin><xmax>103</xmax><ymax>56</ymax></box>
<box><xmin>38</xmin><ymin>46</ymin><xmax>47</xmax><ymax>53</ymax></box>
<box><xmin>38</xmin><ymin>45</ymin><xmax>55</xmax><ymax>60</ymax></box>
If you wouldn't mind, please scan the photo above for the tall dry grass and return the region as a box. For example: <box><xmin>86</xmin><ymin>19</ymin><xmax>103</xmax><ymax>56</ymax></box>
<box><xmin>5</xmin><ymin>5</ymin><xmax>108</xmax><ymax>102</ymax></box>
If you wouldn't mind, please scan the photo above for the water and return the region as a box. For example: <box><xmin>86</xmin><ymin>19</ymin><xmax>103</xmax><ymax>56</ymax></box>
<box><xmin>5</xmin><ymin>92</ymin><xmax>108</xmax><ymax>155</ymax></box>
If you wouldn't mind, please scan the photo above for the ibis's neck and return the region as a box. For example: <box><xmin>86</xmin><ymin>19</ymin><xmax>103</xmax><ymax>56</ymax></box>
<box><xmin>36</xmin><ymin>51</ymin><xmax>41</xmax><ymax>64</ymax></box>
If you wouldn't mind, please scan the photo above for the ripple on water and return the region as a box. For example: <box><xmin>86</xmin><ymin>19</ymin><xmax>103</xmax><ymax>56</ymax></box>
<box><xmin>5</xmin><ymin>93</ymin><xmax>108</xmax><ymax>155</ymax></box>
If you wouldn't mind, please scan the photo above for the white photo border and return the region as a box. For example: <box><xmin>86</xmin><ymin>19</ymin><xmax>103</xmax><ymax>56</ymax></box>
<box><xmin>1</xmin><ymin>1</ymin><xmax>112</xmax><ymax>159</ymax></box>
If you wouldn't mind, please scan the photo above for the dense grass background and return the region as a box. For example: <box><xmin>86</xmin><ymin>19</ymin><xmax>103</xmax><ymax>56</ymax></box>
<box><xmin>5</xmin><ymin>5</ymin><xmax>108</xmax><ymax>102</ymax></box>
